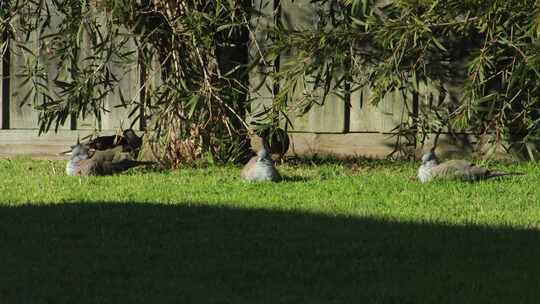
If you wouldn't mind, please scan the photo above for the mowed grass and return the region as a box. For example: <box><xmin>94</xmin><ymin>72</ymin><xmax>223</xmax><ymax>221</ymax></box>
<box><xmin>1</xmin><ymin>157</ymin><xmax>540</xmax><ymax>303</ymax></box>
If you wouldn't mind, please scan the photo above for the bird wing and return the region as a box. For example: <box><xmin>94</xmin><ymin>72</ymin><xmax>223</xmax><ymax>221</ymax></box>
<box><xmin>267</xmin><ymin>165</ymin><xmax>281</xmax><ymax>181</ymax></box>
<box><xmin>87</xmin><ymin>135</ymin><xmax>118</xmax><ymax>150</ymax></box>
<box><xmin>432</xmin><ymin>160</ymin><xmax>488</xmax><ymax>181</ymax></box>
<box><xmin>241</xmin><ymin>156</ymin><xmax>258</xmax><ymax>179</ymax></box>
<box><xmin>74</xmin><ymin>156</ymin><xmax>151</xmax><ymax>176</ymax></box>
<box><xmin>91</xmin><ymin>146</ymin><xmax>125</xmax><ymax>163</ymax></box>
<box><xmin>76</xmin><ymin>159</ymin><xmax>100</xmax><ymax>176</ymax></box>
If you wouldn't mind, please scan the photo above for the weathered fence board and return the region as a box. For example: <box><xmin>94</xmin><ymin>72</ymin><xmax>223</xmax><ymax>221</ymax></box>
<box><xmin>0</xmin><ymin>129</ymin><xmax>114</xmax><ymax>159</ymax></box>
<box><xmin>9</xmin><ymin>7</ymin><xmax>71</xmax><ymax>130</ymax></box>
<box><xmin>350</xmin><ymin>88</ymin><xmax>411</xmax><ymax>133</ymax></box>
<box><xmin>280</xmin><ymin>0</ymin><xmax>347</xmax><ymax>133</ymax></box>
<box><xmin>101</xmin><ymin>67</ymin><xmax>140</xmax><ymax>131</ymax></box>
<box><xmin>0</xmin><ymin>35</ymin><xmax>5</xmax><ymax>129</ymax></box>
<box><xmin>100</xmin><ymin>51</ymin><xmax>140</xmax><ymax>131</ymax></box>
<box><xmin>249</xmin><ymin>0</ymin><xmax>275</xmax><ymax>126</ymax></box>
<box><xmin>9</xmin><ymin>27</ymin><xmax>40</xmax><ymax>129</ymax></box>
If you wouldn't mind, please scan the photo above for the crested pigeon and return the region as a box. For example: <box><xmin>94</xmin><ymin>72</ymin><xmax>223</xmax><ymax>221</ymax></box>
<box><xmin>417</xmin><ymin>149</ymin><xmax>520</xmax><ymax>183</ymax></box>
<box><xmin>66</xmin><ymin>140</ymin><xmax>152</xmax><ymax>176</ymax></box>
<box><xmin>241</xmin><ymin>147</ymin><xmax>281</xmax><ymax>182</ymax></box>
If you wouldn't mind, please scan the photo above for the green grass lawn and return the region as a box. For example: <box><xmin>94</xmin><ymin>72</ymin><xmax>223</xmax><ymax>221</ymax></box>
<box><xmin>1</xmin><ymin>157</ymin><xmax>540</xmax><ymax>303</ymax></box>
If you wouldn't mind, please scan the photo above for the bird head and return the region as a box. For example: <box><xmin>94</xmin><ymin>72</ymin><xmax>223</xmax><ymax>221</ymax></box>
<box><xmin>123</xmin><ymin>129</ymin><xmax>137</xmax><ymax>140</ymax></box>
<box><xmin>69</xmin><ymin>138</ymin><xmax>92</xmax><ymax>160</ymax></box>
<box><xmin>421</xmin><ymin>148</ymin><xmax>439</xmax><ymax>165</ymax></box>
<box><xmin>123</xmin><ymin>129</ymin><xmax>142</xmax><ymax>149</ymax></box>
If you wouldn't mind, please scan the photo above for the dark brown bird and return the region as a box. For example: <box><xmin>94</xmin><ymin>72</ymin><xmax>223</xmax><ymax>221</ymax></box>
<box><xmin>85</xmin><ymin>129</ymin><xmax>143</xmax><ymax>156</ymax></box>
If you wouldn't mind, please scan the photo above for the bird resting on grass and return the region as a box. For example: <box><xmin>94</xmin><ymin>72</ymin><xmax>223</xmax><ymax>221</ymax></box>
<box><xmin>66</xmin><ymin>138</ymin><xmax>152</xmax><ymax>176</ymax></box>
<box><xmin>417</xmin><ymin>148</ymin><xmax>521</xmax><ymax>183</ymax></box>
<box><xmin>241</xmin><ymin>147</ymin><xmax>281</xmax><ymax>182</ymax></box>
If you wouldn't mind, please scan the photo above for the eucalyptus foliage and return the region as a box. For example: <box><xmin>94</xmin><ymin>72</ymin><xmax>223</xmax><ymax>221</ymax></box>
<box><xmin>3</xmin><ymin>0</ymin><xmax>540</xmax><ymax>162</ymax></box>
<box><xmin>262</xmin><ymin>0</ymin><xmax>540</xmax><ymax>158</ymax></box>
<box><xmin>1</xmin><ymin>0</ymin><xmax>252</xmax><ymax>165</ymax></box>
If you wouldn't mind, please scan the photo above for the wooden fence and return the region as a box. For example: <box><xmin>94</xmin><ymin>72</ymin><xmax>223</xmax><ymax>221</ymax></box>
<box><xmin>0</xmin><ymin>1</ymin><xmax>475</xmax><ymax>159</ymax></box>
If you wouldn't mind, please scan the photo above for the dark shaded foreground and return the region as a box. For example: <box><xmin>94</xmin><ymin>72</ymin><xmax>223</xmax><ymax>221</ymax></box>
<box><xmin>0</xmin><ymin>203</ymin><xmax>539</xmax><ymax>303</ymax></box>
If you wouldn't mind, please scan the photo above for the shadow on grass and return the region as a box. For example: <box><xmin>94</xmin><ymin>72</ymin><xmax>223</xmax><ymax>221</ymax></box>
<box><xmin>1</xmin><ymin>203</ymin><xmax>539</xmax><ymax>303</ymax></box>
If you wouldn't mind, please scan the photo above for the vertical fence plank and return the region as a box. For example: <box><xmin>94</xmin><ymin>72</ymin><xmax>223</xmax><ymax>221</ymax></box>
<box><xmin>9</xmin><ymin>24</ymin><xmax>40</xmax><ymax>129</ymax></box>
<box><xmin>249</xmin><ymin>0</ymin><xmax>276</xmax><ymax>127</ymax></box>
<box><xmin>350</xmin><ymin>88</ymin><xmax>412</xmax><ymax>133</ymax></box>
<box><xmin>99</xmin><ymin>16</ymin><xmax>140</xmax><ymax>131</ymax></box>
<box><xmin>8</xmin><ymin>3</ymin><xmax>72</xmax><ymax>130</ymax></box>
<box><xmin>1</xmin><ymin>31</ymin><xmax>8</xmax><ymax>129</ymax></box>
<box><xmin>42</xmin><ymin>6</ymin><xmax>70</xmax><ymax>131</ymax></box>
<box><xmin>75</xmin><ymin>12</ymin><xmax>140</xmax><ymax>132</ymax></box>
<box><xmin>139</xmin><ymin>53</ymin><xmax>164</xmax><ymax>131</ymax></box>
<box><xmin>101</xmin><ymin>47</ymin><xmax>140</xmax><ymax>131</ymax></box>
<box><xmin>0</xmin><ymin>40</ymin><xmax>3</xmax><ymax>129</ymax></box>
<box><xmin>74</xmin><ymin>14</ymin><xmax>99</xmax><ymax>131</ymax></box>
<box><xmin>280</xmin><ymin>0</ymin><xmax>346</xmax><ymax>133</ymax></box>
<box><xmin>138</xmin><ymin>53</ymin><xmax>147</xmax><ymax>131</ymax></box>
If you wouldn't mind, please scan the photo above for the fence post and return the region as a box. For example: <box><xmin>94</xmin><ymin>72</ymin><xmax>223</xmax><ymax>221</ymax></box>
<box><xmin>138</xmin><ymin>53</ymin><xmax>147</xmax><ymax>131</ymax></box>
<box><xmin>1</xmin><ymin>30</ymin><xmax>9</xmax><ymax>130</ymax></box>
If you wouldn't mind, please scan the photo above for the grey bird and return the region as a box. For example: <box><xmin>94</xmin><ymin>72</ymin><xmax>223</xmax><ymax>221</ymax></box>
<box><xmin>417</xmin><ymin>149</ymin><xmax>520</xmax><ymax>183</ymax></box>
<box><xmin>66</xmin><ymin>140</ymin><xmax>152</xmax><ymax>176</ymax></box>
<box><xmin>241</xmin><ymin>147</ymin><xmax>281</xmax><ymax>182</ymax></box>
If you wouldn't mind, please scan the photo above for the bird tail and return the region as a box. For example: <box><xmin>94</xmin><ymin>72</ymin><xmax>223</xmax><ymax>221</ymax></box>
<box><xmin>111</xmin><ymin>160</ymin><xmax>155</xmax><ymax>172</ymax></box>
<box><xmin>487</xmin><ymin>171</ymin><xmax>524</xmax><ymax>179</ymax></box>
